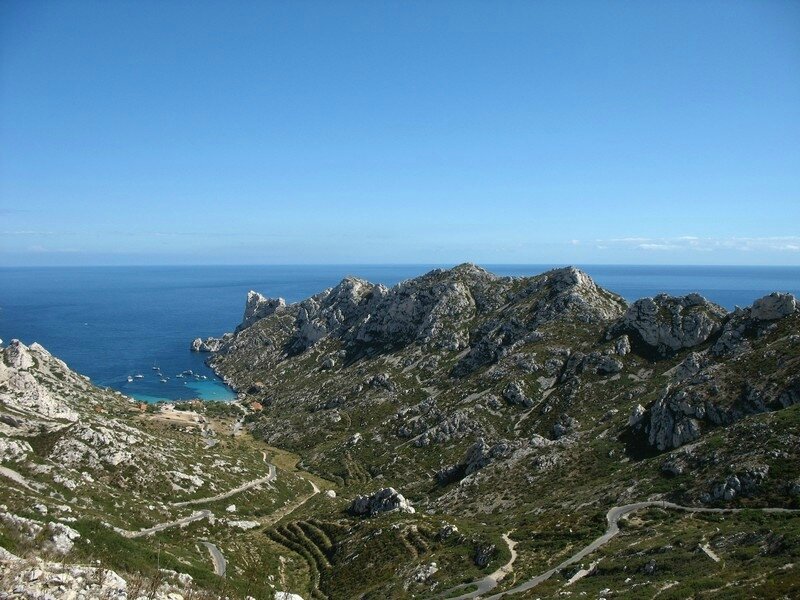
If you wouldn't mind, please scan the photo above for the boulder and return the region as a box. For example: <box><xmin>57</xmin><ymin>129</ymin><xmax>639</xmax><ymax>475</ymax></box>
<box><xmin>596</xmin><ymin>356</ymin><xmax>623</xmax><ymax>375</ymax></box>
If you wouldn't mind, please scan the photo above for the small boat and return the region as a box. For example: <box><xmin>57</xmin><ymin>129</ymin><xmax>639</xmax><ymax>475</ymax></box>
<box><xmin>200</xmin><ymin>375</ymin><xmax>207</xmax><ymax>380</ymax></box>
<box><xmin>160</xmin><ymin>378</ymin><xmax>168</xmax><ymax>383</ymax></box>
<box><xmin>127</xmin><ymin>376</ymin><xmax>133</xmax><ymax>383</ymax></box>
<box><xmin>134</xmin><ymin>374</ymin><xmax>144</xmax><ymax>379</ymax></box>
<box><xmin>176</xmin><ymin>374</ymin><xmax>184</xmax><ymax>379</ymax></box>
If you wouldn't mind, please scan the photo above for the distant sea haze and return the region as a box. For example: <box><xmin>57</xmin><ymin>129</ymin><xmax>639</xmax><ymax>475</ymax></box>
<box><xmin>1</xmin><ymin>264</ymin><xmax>798</xmax><ymax>403</ymax></box>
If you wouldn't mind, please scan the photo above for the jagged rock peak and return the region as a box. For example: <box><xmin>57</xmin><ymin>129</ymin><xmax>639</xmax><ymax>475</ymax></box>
<box><xmin>528</xmin><ymin>266</ymin><xmax>627</xmax><ymax>324</ymax></box>
<box><xmin>240</xmin><ymin>291</ymin><xmax>286</xmax><ymax>330</ymax></box>
<box><xmin>543</xmin><ymin>265</ymin><xmax>598</xmax><ymax>291</ymax></box>
<box><xmin>447</xmin><ymin>262</ymin><xmax>498</xmax><ymax>280</ymax></box>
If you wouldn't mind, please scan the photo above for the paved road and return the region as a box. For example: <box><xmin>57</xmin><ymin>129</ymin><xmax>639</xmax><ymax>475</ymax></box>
<box><xmin>437</xmin><ymin>501</ymin><xmax>800</xmax><ymax>599</ymax></box>
<box><xmin>171</xmin><ymin>451</ymin><xmax>277</xmax><ymax>508</ymax></box>
<box><xmin>201</xmin><ymin>540</ymin><xmax>227</xmax><ymax>577</ymax></box>
<box><xmin>116</xmin><ymin>510</ymin><xmax>213</xmax><ymax>539</ymax></box>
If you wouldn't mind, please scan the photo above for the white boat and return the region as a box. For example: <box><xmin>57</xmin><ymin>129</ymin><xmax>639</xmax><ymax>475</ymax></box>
<box><xmin>127</xmin><ymin>376</ymin><xmax>133</xmax><ymax>382</ymax></box>
<box><xmin>134</xmin><ymin>374</ymin><xmax>144</xmax><ymax>379</ymax></box>
<box><xmin>160</xmin><ymin>378</ymin><xmax>167</xmax><ymax>383</ymax></box>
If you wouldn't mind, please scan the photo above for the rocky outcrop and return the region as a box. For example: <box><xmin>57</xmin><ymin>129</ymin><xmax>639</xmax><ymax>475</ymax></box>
<box><xmin>0</xmin><ymin>438</ymin><xmax>33</xmax><ymax>462</ymax></box>
<box><xmin>644</xmin><ymin>389</ymin><xmax>703</xmax><ymax>451</ymax></box>
<box><xmin>349</xmin><ymin>487</ymin><xmax>415</xmax><ymax>516</ymax></box>
<box><xmin>711</xmin><ymin>292</ymin><xmax>798</xmax><ymax>356</ymax></box>
<box><xmin>190</xmin><ymin>335</ymin><xmax>230</xmax><ymax>352</ymax></box>
<box><xmin>436</xmin><ymin>437</ymin><xmax>513</xmax><ymax>484</ymax></box>
<box><xmin>0</xmin><ymin>546</ymin><xmax>198</xmax><ymax>600</ymax></box>
<box><xmin>751</xmin><ymin>293</ymin><xmax>797</xmax><ymax>321</ymax></box>
<box><xmin>0</xmin><ymin>340</ymin><xmax>81</xmax><ymax>422</ymax></box>
<box><xmin>451</xmin><ymin>267</ymin><xmax>625</xmax><ymax>377</ymax></box>
<box><xmin>240</xmin><ymin>291</ymin><xmax>286</xmax><ymax>330</ymax></box>
<box><xmin>614</xmin><ymin>335</ymin><xmax>631</xmax><ymax>356</ymax></box>
<box><xmin>636</xmin><ymin>375</ymin><xmax>800</xmax><ymax>452</ymax></box>
<box><xmin>703</xmin><ymin>465</ymin><xmax>769</xmax><ymax>502</ymax></box>
<box><xmin>552</xmin><ymin>414</ymin><xmax>580</xmax><ymax>439</ymax></box>
<box><xmin>0</xmin><ymin>507</ymin><xmax>80</xmax><ymax>555</ymax></box>
<box><xmin>413</xmin><ymin>410</ymin><xmax>482</xmax><ymax>447</ymax></box>
<box><xmin>503</xmin><ymin>381</ymin><xmax>534</xmax><ymax>408</ymax></box>
<box><xmin>610</xmin><ymin>293</ymin><xmax>727</xmax><ymax>357</ymax></box>
<box><xmin>665</xmin><ymin>352</ymin><xmax>706</xmax><ymax>382</ymax></box>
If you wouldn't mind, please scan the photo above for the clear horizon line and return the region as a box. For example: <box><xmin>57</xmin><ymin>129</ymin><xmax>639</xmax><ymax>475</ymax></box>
<box><xmin>1</xmin><ymin>262</ymin><xmax>800</xmax><ymax>269</ymax></box>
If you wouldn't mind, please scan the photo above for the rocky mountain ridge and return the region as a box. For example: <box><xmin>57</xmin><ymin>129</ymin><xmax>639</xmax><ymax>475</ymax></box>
<box><xmin>183</xmin><ymin>264</ymin><xmax>800</xmax><ymax>597</ymax></box>
<box><xmin>3</xmin><ymin>264</ymin><xmax>799</xmax><ymax>599</ymax></box>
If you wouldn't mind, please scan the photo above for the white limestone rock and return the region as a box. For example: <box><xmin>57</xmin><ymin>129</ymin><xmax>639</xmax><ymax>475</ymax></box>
<box><xmin>611</xmin><ymin>294</ymin><xmax>727</xmax><ymax>356</ymax></box>
<box><xmin>274</xmin><ymin>593</ymin><xmax>305</xmax><ymax>600</ymax></box>
<box><xmin>191</xmin><ymin>336</ymin><xmax>228</xmax><ymax>352</ymax></box>
<box><xmin>751</xmin><ymin>292</ymin><xmax>797</xmax><ymax>321</ymax></box>
<box><xmin>0</xmin><ymin>438</ymin><xmax>33</xmax><ymax>463</ymax></box>
<box><xmin>241</xmin><ymin>291</ymin><xmax>287</xmax><ymax>330</ymax></box>
<box><xmin>0</xmin><ymin>341</ymin><xmax>80</xmax><ymax>422</ymax></box>
<box><xmin>349</xmin><ymin>487</ymin><xmax>415</xmax><ymax>516</ymax></box>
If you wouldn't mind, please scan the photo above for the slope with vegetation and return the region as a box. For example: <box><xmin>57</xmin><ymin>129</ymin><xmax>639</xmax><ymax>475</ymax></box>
<box><xmin>2</xmin><ymin>264</ymin><xmax>799</xmax><ymax>599</ymax></box>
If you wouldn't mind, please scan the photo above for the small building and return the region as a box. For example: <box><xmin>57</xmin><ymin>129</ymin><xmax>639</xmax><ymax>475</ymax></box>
<box><xmin>249</xmin><ymin>401</ymin><xmax>263</xmax><ymax>412</ymax></box>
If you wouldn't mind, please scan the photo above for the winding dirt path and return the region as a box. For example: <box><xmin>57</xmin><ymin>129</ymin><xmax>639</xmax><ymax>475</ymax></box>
<box><xmin>437</xmin><ymin>501</ymin><xmax>800</xmax><ymax>599</ymax></box>
<box><xmin>171</xmin><ymin>451</ymin><xmax>276</xmax><ymax>508</ymax></box>
<box><xmin>435</xmin><ymin>532</ymin><xmax>518</xmax><ymax>600</ymax></box>
<box><xmin>116</xmin><ymin>510</ymin><xmax>213</xmax><ymax>539</ymax></box>
<box><xmin>262</xmin><ymin>477</ymin><xmax>320</xmax><ymax>526</ymax></box>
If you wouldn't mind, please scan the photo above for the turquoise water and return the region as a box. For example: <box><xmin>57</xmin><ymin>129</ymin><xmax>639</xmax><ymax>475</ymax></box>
<box><xmin>1</xmin><ymin>265</ymin><xmax>798</xmax><ymax>402</ymax></box>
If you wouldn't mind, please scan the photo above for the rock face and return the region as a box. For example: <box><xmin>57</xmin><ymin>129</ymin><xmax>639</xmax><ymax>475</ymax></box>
<box><xmin>751</xmin><ymin>292</ymin><xmax>797</xmax><ymax>321</ymax></box>
<box><xmin>348</xmin><ymin>487</ymin><xmax>415</xmax><ymax>516</ymax></box>
<box><xmin>0</xmin><ymin>340</ymin><xmax>81</xmax><ymax>422</ymax></box>
<box><xmin>190</xmin><ymin>336</ymin><xmax>229</xmax><ymax>352</ymax></box>
<box><xmin>240</xmin><ymin>291</ymin><xmax>286</xmax><ymax>330</ymax></box>
<box><xmin>636</xmin><ymin>375</ymin><xmax>800</xmax><ymax>452</ymax></box>
<box><xmin>610</xmin><ymin>293</ymin><xmax>727</xmax><ymax>357</ymax></box>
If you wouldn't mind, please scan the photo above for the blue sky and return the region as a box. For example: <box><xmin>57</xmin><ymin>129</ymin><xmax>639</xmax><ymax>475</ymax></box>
<box><xmin>1</xmin><ymin>1</ymin><xmax>799</xmax><ymax>266</ymax></box>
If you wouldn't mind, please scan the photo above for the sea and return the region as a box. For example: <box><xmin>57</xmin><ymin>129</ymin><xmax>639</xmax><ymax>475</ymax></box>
<box><xmin>1</xmin><ymin>264</ymin><xmax>799</xmax><ymax>403</ymax></box>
